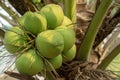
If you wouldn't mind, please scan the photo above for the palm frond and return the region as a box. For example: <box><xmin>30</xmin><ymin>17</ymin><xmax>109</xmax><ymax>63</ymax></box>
<box><xmin>0</xmin><ymin>45</ymin><xmax>16</xmax><ymax>74</ymax></box>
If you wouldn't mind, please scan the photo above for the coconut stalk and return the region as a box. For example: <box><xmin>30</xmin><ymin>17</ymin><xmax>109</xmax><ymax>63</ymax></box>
<box><xmin>76</xmin><ymin>0</ymin><xmax>112</xmax><ymax>61</ymax></box>
<box><xmin>98</xmin><ymin>43</ymin><xmax>120</xmax><ymax>70</ymax></box>
<box><xmin>64</xmin><ymin>0</ymin><xmax>76</xmax><ymax>23</ymax></box>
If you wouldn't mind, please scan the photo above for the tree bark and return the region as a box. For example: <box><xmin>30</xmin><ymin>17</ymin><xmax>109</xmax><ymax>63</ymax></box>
<box><xmin>8</xmin><ymin>0</ymin><xmax>37</xmax><ymax>15</ymax></box>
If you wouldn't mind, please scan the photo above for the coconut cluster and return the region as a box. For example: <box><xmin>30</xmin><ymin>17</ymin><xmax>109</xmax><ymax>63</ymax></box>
<box><xmin>3</xmin><ymin>4</ymin><xmax>76</xmax><ymax>76</ymax></box>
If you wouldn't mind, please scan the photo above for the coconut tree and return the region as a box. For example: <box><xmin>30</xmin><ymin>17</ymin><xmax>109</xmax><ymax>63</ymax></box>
<box><xmin>0</xmin><ymin>0</ymin><xmax>120</xmax><ymax>80</ymax></box>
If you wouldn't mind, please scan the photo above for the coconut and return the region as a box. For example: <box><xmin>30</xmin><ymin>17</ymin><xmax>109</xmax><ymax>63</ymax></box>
<box><xmin>33</xmin><ymin>0</ymin><xmax>41</xmax><ymax>3</ymax></box>
<box><xmin>3</xmin><ymin>27</ymin><xmax>27</xmax><ymax>54</ymax></box>
<box><xmin>55</xmin><ymin>26</ymin><xmax>76</xmax><ymax>52</ymax></box>
<box><xmin>15</xmin><ymin>49</ymin><xmax>44</xmax><ymax>76</ymax></box>
<box><xmin>40</xmin><ymin>4</ymin><xmax>64</xmax><ymax>29</ymax></box>
<box><xmin>24</xmin><ymin>11</ymin><xmax>47</xmax><ymax>35</ymax></box>
<box><xmin>18</xmin><ymin>13</ymin><xmax>28</xmax><ymax>26</ymax></box>
<box><xmin>36</xmin><ymin>30</ymin><xmax>64</xmax><ymax>58</ymax></box>
<box><xmin>61</xmin><ymin>16</ymin><xmax>74</xmax><ymax>29</ymax></box>
<box><xmin>62</xmin><ymin>44</ymin><xmax>76</xmax><ymax>62</ymax></box>
<box><xmin>47</xmin><ymin>54</ymin><xmax>62</xmax><ymax>69</ymax></box>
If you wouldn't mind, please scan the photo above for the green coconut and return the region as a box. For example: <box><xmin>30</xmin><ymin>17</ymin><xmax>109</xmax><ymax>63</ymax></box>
<box><xmin>55</xmin><ymin>26</ymin><xmax>76</xmax><ymax>52</ymax></box>
<box><xmin>62</xmin><ymin>44</ymin><xmax>76</xmax><ymax>62</ymax></box>
<box><xmin>3</xmin><ymin>27</ymin><xmax>27</xmax><ymax>54</ymax></box>
<box><xmin>18</xmin><ymin>13</ymin><xmax>28</xmax><ymax>26</ymax></box>
<box><xmin>48</xmin><ymin>54</ymin><xmax>62</xmax><ymax>69</ymax></box>
<box><xmin>24</xmin><ymin>11</ymin><xmax>47</xmax><ymax>35</ymax></box>
<box><xmin>32</xmin><ymin>0</ymin><xmax>41</xmax><ymax>3</ymax></box>
<box><xmin>15</xmin><ymin>49</ymin><xmax>44</xmax><ymax>76</ymax></box>
<box><xmin>36</xmin><ymin>30</ymin><xmax>64</xmax><ymax>58</ymax></box>
<box><xmin>61</xmin><ymin>16</ymin><xmax>74</xmax><ymax>29</ymax></box>
<box><xmin>40</xmin><ymin>4</ymin><xmax>64</xmax><ymax>29</ymax></box>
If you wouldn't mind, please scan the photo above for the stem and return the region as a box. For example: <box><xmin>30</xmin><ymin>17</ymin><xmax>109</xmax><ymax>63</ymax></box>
<box><xmin>45</xmin><ymin>71</ymin><xmax>56</xmax><ymax>80</ymax></box>
<box><xmin>37</xmin><ymin>50</ymin><xmax>58</xmax><ymax>80</ymax></box>
<box><xmin>44</xmin><ymin>60</ymin><xmax>57</xmax><ymax>80</ymax></box>
<box><xmin>64</xmin><ymin>0</ymin><xmax>76</xmax><ymax>23</ymax></box>
<box><xmin>76</xmin><ymin>0</ymin><xmax>112</xmax><ymax>61</ymax></box>
<box><xmin>97</xmin><ymin>43</ymin><xmax>120</xmax><ymax>70</ymax></box>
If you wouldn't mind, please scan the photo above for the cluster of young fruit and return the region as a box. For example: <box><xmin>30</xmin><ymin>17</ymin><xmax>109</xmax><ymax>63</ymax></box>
<box><xmin>3</xmin><ymin>4</ymin><xmax>76</xmax><ymax>76</ymax></box>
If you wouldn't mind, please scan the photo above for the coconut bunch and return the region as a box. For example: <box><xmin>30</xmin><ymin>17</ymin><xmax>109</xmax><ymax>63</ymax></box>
<box><xmin>3</xmin><ymin>4</ymin><xmax>76</xmax><ymax>76</ymax></box>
